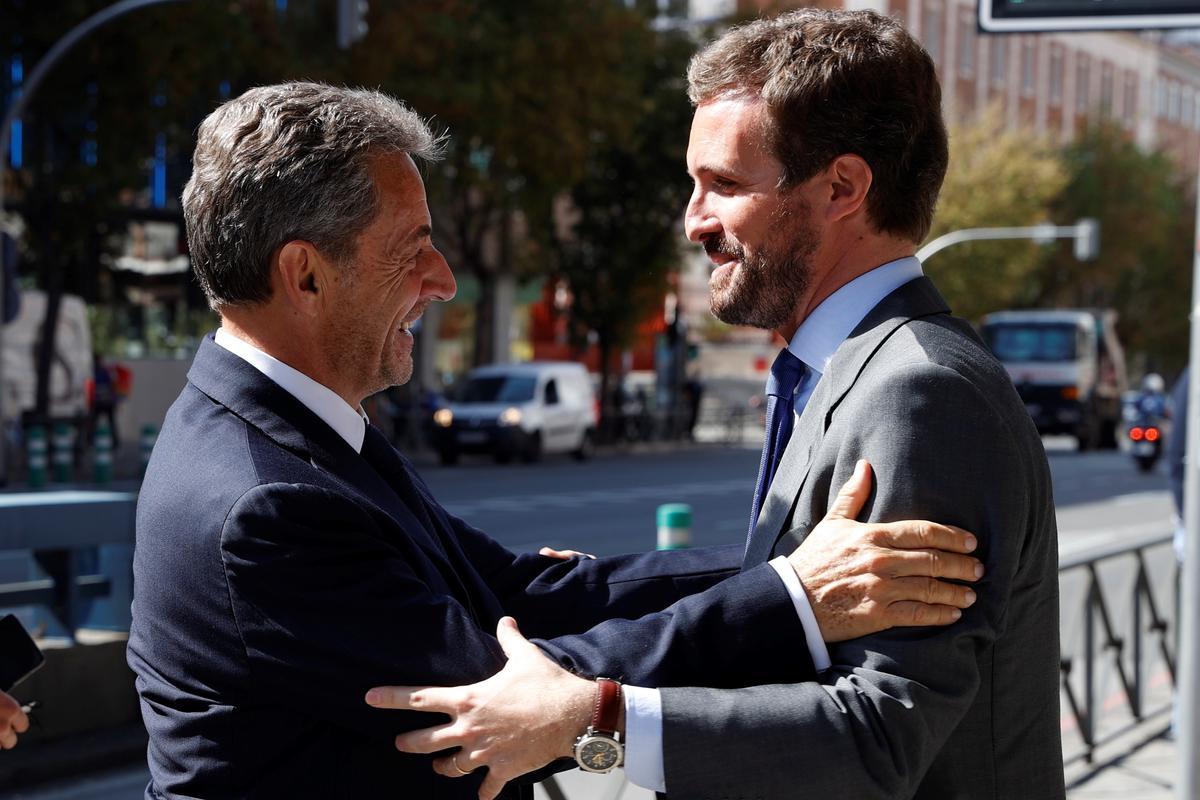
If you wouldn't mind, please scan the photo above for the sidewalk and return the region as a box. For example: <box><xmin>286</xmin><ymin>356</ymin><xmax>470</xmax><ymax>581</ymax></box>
<box><xmin>1066</xmin><ymin>725</ymin><xmax>1176</xmax><ymax>799</ymax></box>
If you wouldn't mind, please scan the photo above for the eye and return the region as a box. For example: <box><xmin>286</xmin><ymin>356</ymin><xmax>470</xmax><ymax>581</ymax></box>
<box><xmin>710</xmin><ymin>176</ymin><xmax>737</xmax><ymax>193</ymax></box>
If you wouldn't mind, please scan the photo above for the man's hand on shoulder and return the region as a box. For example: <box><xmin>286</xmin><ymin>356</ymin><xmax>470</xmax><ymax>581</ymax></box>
<box><xmin>791</xmin><ymin>460</ymin><xmax>983</xmax><ymax>643</ymax></box>
<box><xmin>367</xmin><ymin>617</ymin><xmax>593</xmax><ymax>800</ymax></box>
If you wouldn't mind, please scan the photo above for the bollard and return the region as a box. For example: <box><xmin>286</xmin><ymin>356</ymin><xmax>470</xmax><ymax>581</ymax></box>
<box><xmin>51</xmin><ymin>421</ymin><xmax>75</xmax><ymax>483</ymax></box>
<box><xmin>656</xmin><ymin>503</ymin><xmax>692</xmax><ymax>551</ymax></box>
<box><xmin>140</xmin><ymin>423</ymin><xmax>158</xmax><ymax>476</ymax></box>
<box><xmin>93</xmin><ymin>420</ymin><xmax>113</xmax><ymax>484</ymax></box>
<box><xmin>26</xmin><ymin>425</ymin><xmax>47</xmax><ymax>488</ymax></box>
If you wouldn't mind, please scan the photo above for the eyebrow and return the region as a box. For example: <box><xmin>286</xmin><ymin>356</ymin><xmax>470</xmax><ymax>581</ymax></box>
<box><xmin>386</xmin><ymin>224</ymin><xmax>433</xmax><ymax>260</ymax></box>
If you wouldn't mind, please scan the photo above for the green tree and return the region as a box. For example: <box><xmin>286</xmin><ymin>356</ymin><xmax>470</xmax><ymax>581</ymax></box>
<box><xmin>924</xmin><ymin>107</ymin><xmax>1068</xmax><ymax>322</ymax></box>
<box><xmin>350</xmin><ymin>0</ymin><xmax>650</xmax><ymax>366</ymax></box>
<box><xmin>1036</xmin><ymin>121</ymin><xmax>1193</xmax><ymax>373</ymax></box>
<box><xmin>547</xmin><ymin>22</ymin><xmax>695</xmax><ymax>429</ymax></box>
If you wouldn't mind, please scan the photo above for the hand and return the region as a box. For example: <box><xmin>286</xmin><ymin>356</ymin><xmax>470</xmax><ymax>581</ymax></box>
<box><xmin>538</xmin><ymin>547</ymin><xmax>596</xmax><ymax>560</ymax></box>
<box><xmin>0</xmin><ymin>692</ymin><xmax>29</xmax><ymax>750</ymax></box>
<box><xmin>790</xmin><ymin>459</ymin><xmax>983</xmax><ymax>642</ymax></box>
<box><xmin>366</xmin><ymin>617</ymin><xmax>594</xmax><ymax>800</ymax></box>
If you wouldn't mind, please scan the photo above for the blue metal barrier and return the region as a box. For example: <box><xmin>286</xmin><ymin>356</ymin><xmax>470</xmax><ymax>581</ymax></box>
<box><xmin>0</xmin><ymin>490</ymin><xmax>136</xmax><ymax>641</ymax></box>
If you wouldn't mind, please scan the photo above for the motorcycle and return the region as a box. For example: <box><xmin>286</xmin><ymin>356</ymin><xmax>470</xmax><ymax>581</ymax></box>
<box><xmin>1124</xmin><ymin>391</ymin><xmax>1167</xmax><ymax>473</ymax></box>
<box><xmin>1127</xmin><ymin>420</ymin><xmax>1162</xmax><ymax>472</ymax></box>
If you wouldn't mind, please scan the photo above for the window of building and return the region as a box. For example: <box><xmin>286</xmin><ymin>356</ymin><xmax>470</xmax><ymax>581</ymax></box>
<box><xmin>1169</xmin><ymin>81</ymin><xmax>1181</xmax><ymax>122</ymax></box>
<box><xmin>958</xmin><ymin>12</ymin><xmax>975</xmax><ymax>77</ymax></box>
<box><xmin>990</xmin><ymin>36</ymin><xmax>1007</xmax><ymax>87</ymax></box>
<box><xmin>1157</xmin><ymin>78</ymin><xmax>1168</xmax><ymax>118</ymax></box>
<box><xmin>1021</xmin><ymin>39</ymin><xmax>1036</xmax><ymax>95</ymax></box>
<box><xmin>1049</xmin><ymin>46</ymin><xmax>1064</xmax><ymax>106</ymax></box>
<box><xmin>1123</xmin><ymin>72</ymin><xmax>1138</xmax><ymax>123</ymax></box>
<box><xmin>1076</xmin><ymin>56</ymin><xmax>1090</xmax><ymax>113</ymax></box>
<box><xmin>1100</xmin><ymin>64</ymin><xmax>1114</xmax><ymax>117</ymax></box>
<box><xmin>1185</xmin><ymin>87</ymin><xmax>1195</xmax><ymax>130</ymax></box>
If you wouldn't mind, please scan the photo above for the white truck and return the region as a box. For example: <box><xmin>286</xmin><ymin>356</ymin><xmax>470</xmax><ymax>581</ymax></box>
<box><xmin>981</xmin><ymin>309</ymin><xmax>1127</xmax><ymax>450</ymax></box>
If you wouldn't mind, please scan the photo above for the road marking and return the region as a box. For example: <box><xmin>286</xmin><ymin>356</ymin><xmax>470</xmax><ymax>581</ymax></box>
<box><xmin>442</xmin><ymin>478</ymin><xmax>750</xmax><ymax>517</ymax></box>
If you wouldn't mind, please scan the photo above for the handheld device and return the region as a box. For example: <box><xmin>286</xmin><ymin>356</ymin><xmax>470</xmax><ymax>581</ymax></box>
<box><xmin>0</xmin><ymin>615</ymin><xmax>45</xmax><ymax>692</ymax></box>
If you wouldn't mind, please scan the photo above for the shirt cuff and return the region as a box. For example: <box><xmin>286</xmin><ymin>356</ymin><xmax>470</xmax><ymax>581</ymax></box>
<box><xmin>622</xmin><ymin>684</ymin><xmax>666</xmax><ymax>793</ymax></box>
<box><xmin>769</xmin><ymin>555</ymin><xmax>832</xmax><ymax>672</ymax></box>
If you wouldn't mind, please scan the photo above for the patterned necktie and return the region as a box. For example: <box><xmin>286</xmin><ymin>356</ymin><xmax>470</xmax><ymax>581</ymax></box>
<box><xmin>746</xmin><ymin>348</ymin><xmax>807</xmax><ymax>550</ymax></box>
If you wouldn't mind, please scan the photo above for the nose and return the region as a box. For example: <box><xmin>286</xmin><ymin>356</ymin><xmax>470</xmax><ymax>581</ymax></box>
<box><xmin>684</xmin><ymin>186</ymin><xmax>720</xmax><ymax>244</ymax></box>
<box><xmin>422</xmin><ymin>248</ymin><xmax>457</xmax><ymax>303</ymax></box>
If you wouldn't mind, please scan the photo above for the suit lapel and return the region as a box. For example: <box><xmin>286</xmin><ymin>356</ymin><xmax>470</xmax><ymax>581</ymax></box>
<box><xmin>742</xmin><ymin>277</ymin><xmax>952</xmax><ymax>566</ymax></box>
<box><xmin>186</xmin><ymin>336</ymin><xmax>449</xmax><ymax>563</ymax></box>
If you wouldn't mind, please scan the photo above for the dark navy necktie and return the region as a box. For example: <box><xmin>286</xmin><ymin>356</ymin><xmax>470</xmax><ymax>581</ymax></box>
<box><xmin>747</xmin><ymin>348</ymin><xmax>807</xmax><ymax>551</ymax></box>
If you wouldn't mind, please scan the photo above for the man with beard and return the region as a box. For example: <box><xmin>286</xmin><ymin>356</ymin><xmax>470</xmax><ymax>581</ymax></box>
<box><xmin>369</xmin><ymin>9</ymin><xmax>1064</xmax><ymax>800</ymax></box>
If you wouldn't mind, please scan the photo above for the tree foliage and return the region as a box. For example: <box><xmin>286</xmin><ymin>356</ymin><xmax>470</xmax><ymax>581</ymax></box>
<box><xmin>350</xmin><ymin>0</ymin><xmax>654</xmax><ymax>364</ymax></box>
<box><xmin>1035</xmin><ymin>122</ymin><xmax>1193</xmax><ymax>373</ymax></box>
<box><xmin>546</xmin><ymin>23</ymin><xmax>696</xmax><ymax>419</ymax></box>
<box><xmin>925</xmin><ymin>107</ymin><xmax>1068</xmax><ymax>322</ymax></box>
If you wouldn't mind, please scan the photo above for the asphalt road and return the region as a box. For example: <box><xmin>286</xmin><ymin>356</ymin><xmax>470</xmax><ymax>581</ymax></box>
<box><xmin>12</xmin><ymin>439</ymin><xmax>1179</xmax><ymax>799</ymax></box>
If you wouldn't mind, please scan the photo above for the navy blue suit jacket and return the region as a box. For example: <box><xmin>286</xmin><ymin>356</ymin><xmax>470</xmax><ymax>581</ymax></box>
<box><xmin>128</xmin><ymin>336</ymin><xmax>813</xmax><ymax>799</ymax></box>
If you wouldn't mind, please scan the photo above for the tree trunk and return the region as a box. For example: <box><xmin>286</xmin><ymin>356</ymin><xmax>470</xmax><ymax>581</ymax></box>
<box><xmin>473</xmin><ymin>269</ymin><xmax>496</xmax><ymax>367</ymax></box>
<box><xmin>34</xmin><ymin>273</ymin><xmax>63</xmax><ymax>422</ymax></box>
<box><xmin>597</xmin><ymin>334</ymin><xmax>614</xmax><ymax>443</ymax></box>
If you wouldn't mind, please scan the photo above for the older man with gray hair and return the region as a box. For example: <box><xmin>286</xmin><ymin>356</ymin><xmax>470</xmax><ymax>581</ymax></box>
<box><xmin>129</xmin><ymin>81</ymin><xmax>983</xmax><ymax>799</ymax></box>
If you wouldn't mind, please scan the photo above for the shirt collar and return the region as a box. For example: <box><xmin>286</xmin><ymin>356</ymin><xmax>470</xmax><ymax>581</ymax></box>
<box><xmin>214</xmin><ymin>328</ymin><xmax>368</xmax><ymax>453</ymax></box>
<box><xmin>787</xmin><ymin>256</ymin><xmax>924</xmax><ymax>376</ymax></box>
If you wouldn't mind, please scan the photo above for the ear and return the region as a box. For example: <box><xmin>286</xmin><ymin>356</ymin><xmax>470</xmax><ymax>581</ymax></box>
<box><xmin>821</xmin><ymin>154</ymin><xmax>873</xmax><ymax>225</ymax></box>
<box><xmin>275</xmin><ymin>240</ymin><xmax>327</xmax><ymax>316</ymax></box>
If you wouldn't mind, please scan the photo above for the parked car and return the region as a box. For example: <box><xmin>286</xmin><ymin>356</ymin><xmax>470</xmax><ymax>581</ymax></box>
<box><xmin>431</xmin><ymin>362</ymin><xmax>598</xmax><ymax>465</ymax></box>
<box><xmin>981</xmin><ymin>309</ymin><xmax>1127</xmax><ymax>450</ymax></box>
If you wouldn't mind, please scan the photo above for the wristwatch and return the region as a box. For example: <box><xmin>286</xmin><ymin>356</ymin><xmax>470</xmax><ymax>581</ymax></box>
<box><xmin>572</xmin><ymin>677</ymin><xmax>624</xmax><ymax>773</ymax></box>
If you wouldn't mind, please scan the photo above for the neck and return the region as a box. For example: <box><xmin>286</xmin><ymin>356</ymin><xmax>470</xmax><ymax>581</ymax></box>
<box><xmin>219</xmin><ymin>311</ymin><xmax>355</xmax><ymax>405</ymax></box>
<box><xmin>774</xmin><ymin>236</ymin><xmax>916</xmax><ymax>342</ymax></box>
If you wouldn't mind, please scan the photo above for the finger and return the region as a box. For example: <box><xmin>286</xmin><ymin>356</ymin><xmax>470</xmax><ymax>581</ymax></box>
<box><xmin>395</xmin><ymin>722</ymin><xmax>463</xmax><ymax>754</ymax></box>
<box><xmin>365</xmin><ymin>685</ymin><xmax>455</xmax><ymax>712</ymax></box>
<box><xmin>884</xmin><ymin>549</ymin><xmax>984</xmax><ymax>582</ymax></box>
<box><xmin>10</xmin><ymin>708</ymin><xmax>28</xmax><ymax>734</ymax></box>
<box><xmin>495</xmin><ymin>616</ymin><xmax>534</xmax><ymax>660</ymax></box>
<box><xmin>886</xmin><ymin>600</ymin><xmax>965</xmax><ymax>627</ymax></box>
<box><xmin>883</xmin><ymin>576</ymin><xmax>978</xmax><ymax>609</ymax></box>
<box><xmin>480</xmin><ymin>770</ymin><xmax>509</xmax><ymax>800</ymax></box>
<box><xmin>880</xmin><ymin>520</ymin><xmax>978</xmax><ymax>554</ymax></box>
<box><xmin>0</xmin><ymin>729</ymin><xmax>15</xmax><ymax>750</ymax></box>
<box><xmin>432</xmin><ymin>752</ymin><xmax>476</xmax><ymax>779</ymax></box>
<box><xmin>823</xmin><ymin>460</ymin><xmax>873</xmax><ymax>521</ymax></box>
<box><xmin>539</xmin><ymin>547</ymin><xmax>569</xmax><ymax>559</ymax></box>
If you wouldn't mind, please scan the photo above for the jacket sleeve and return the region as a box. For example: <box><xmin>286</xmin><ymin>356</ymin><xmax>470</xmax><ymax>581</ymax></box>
<box><xmin>657</xmin><ymin>363</ymin><xmax>1054</xmax><ymax>799</ymax></box>
<box><xmin>220</xmin><ymin>481</ymin><xmax>508</xmax><ymax>740</ymax></box>
<box><xmin>424</xmin><ymin>486</ymin><xmax>815</xmax><ymax>689</ymax></box>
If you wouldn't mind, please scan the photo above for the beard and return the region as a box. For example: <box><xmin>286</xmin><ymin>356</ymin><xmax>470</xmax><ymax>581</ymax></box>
<box><xmin>707</xmin><ymin>200</ymin><xmax>818</xmax><ymax>331</ymax></box>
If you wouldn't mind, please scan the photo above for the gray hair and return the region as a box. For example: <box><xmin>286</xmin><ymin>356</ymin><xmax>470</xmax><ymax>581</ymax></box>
<box><xmin>182</xmin><ymin>82</ymin><xmax>444</xmax><ymax>309</ymax></box>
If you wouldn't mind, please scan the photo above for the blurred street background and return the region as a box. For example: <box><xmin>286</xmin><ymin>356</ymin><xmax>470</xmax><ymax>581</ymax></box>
<box><xmin>3</xmin><ymin>0</ymin><xmax>1200</xmax><ymax>797</ymax></box>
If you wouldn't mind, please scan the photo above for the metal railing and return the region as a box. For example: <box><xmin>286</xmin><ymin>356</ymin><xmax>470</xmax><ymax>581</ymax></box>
<box><xmin>0</xmin><ymin>490</ymin><xmax>136</xmax><ymax>640</ymax></box>
<box><xmin>1059</xmin><ymin>529</ymin><xmax>1179</xmax><ymax>766</ymax></box>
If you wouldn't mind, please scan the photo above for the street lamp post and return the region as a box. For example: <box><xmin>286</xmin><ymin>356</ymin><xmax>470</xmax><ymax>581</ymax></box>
<box><xmin>0</xmin><ymin>0</ymin><xmax>185</xmax><ymax>482</ymax></box>
<box><xmin>916</xmin><ymin>219</ymin><xmax>1100</xmax><ymax>263</ymax></box>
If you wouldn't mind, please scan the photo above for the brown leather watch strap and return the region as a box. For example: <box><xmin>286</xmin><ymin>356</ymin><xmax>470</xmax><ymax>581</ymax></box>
<box><xmin>591</xmin><ymin>678</ymin><xmax>622</xmax><ymax>736</ymax></box>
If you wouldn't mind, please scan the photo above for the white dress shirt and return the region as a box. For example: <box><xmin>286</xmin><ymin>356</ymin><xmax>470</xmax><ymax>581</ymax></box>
<box><xmin>213</xmin><ymin>328</ymin><xmax>368</xmax><ymax>453</ymax></box>
<box><xmin>623</xmin><ymin>256</ymin><xmax>925</xmax><ymax>793</ymax></box>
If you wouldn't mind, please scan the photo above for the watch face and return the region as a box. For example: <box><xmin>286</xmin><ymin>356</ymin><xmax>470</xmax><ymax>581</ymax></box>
<box><xmin>576</xmin><ymin>736</ymin><xmax>621</xmax><ymax>773</ymax></box>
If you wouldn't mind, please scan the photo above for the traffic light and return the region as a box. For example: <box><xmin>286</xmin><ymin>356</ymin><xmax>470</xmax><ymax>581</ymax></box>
<box><xmin>337</xmin><ymin>0</ymin><xmax>369</xmax><ymax>50</ymax></box>
<box><xmin>1074</xmin><ymin>218</ymin><xmax>1100</xmax><ymax>262</ymax></box>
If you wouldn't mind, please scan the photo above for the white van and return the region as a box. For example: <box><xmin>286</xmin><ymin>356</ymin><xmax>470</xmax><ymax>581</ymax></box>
<box><xmin>430</xmin><ymin>362</ymin><xmax>598</xmax><ymax>465</ymax></box>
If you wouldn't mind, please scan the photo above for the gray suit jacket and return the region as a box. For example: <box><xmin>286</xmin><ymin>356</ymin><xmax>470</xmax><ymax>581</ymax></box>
<box><xmin>661</xmin><ymin>277</ymin><xmax>1065</xmax><ymax>799</ymax></box>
